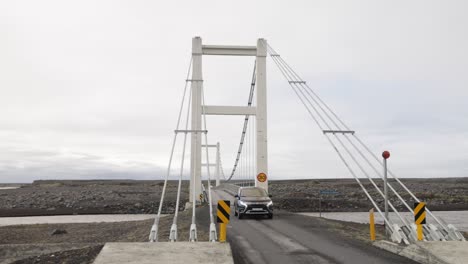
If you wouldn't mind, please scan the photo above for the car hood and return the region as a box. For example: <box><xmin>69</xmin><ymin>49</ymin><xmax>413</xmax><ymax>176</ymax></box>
<box><xmin>241</xmin><ymin>196</ymin><xmax>271</xmax><ymax>203</ymax></box>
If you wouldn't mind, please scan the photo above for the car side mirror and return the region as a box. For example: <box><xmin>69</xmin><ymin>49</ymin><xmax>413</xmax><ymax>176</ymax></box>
<box><xmin>234</xmin><ymin>194</ymin><xmax>239</xmax><ymax>198</ymax></box>
<box><xmin>268</xmin><ymin>194</ymin><xmax>272</xmax><ymax>198</ymax></box>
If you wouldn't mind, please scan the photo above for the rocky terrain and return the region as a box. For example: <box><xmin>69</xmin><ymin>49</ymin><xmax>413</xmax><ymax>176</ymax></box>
<box><xmin>1</xmin><ymin>178</ymin><xmax>467</xmax><ymax>217</ymax></box>
<box><xmin>0</xmin><ymin>180</ymin><xmax>188</xmax><ymax>217</ymax></box>
<box><xmin>269</xmin><ymin>178</ymin><xmax>468</xmax><ymax>212</ymax></box>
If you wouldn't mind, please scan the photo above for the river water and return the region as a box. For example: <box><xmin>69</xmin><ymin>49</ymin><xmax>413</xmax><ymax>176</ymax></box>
<box><xmin>0</xmin><ymin>211</ymin><xmax>466</xmax><ymax>231</ymax></box>
<box><xmin>0</xmin><ymin>214</ymin><xmax>157</xmax><ymax>226</ymax></box>
<box><xmin>298</xmin><ymin>211</ymin><xmax>468</xmax><ymax>231</ymax></box>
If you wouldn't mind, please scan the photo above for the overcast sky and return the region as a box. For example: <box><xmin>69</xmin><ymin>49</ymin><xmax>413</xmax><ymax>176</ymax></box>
<box><xmin>1</xmin><ymin>0</ymin><xmax>467</xmax><ymax>183</ymax></box>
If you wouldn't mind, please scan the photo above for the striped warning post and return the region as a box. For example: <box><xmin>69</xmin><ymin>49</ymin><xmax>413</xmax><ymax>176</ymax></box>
<box><xmin>414</xmin><ymin>202</ymin><xmax>426</xmax><ymax>225</ymax></box>
<box><xmin>217</xmin><ymin>200</ymin><xmax>230</xmax><ymax>224</ymax></box>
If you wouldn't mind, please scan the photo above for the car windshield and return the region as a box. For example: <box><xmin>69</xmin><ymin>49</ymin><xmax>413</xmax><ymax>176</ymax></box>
<box><xmin>240</xmin><ymin>188</ymin><xmax>267</xmax><ymax>197</ymax></box>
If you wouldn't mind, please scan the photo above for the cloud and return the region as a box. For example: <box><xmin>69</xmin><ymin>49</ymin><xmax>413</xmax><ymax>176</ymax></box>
<box><xmin>0</xmin><ymin>0</ymin><xmax>467</xmax><ymax>182</ymax></box>
<box><xmin>0</xmin><ymin>148</ymin><xmax>165</xmax><ymax>183</ymax></box>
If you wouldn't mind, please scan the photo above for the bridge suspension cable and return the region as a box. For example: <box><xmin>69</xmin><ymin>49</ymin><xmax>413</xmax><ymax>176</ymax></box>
<box><xmin>235</xmin><ymin>117</ymin><xmax>256</xmax><ymax>187</ymax></box>
<box><xmin>201</xmin><ymin>85</ymin><xmax>218</xmax><ymax>242</ymax></box>
<box><xmin>267</xmin><ymin>43</ymin><xmax>465</xmax><ymax>242</ymax></box>
<box><xmin>226</xmin><ymin>62</ymin><xmax>257</xmax><ymax>184</ymax></box>
<box><xmin>218</xmin><ymin>147</ymin><xmax>227</xmax><ymax>181</ymax></box>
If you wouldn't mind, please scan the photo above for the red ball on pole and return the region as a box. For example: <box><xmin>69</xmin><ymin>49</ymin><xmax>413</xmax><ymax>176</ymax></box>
<box><xmin>382</xmin><ymin>151</ymin><xmax>390</xmax><ymax>159</ymax></box>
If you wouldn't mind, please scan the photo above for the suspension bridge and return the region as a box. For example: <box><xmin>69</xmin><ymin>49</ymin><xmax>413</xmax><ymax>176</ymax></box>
<box><xmin>94</xmin><ymin>37</ymin><xmax>466</xmax><ymax>264</ymax></box>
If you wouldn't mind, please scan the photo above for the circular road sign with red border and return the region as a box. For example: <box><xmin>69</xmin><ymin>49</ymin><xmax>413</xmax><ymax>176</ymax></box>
<box><xmin>257</xmin><ymin>173</ymin><xmax>267</xmax><ymax>183</ymax></box>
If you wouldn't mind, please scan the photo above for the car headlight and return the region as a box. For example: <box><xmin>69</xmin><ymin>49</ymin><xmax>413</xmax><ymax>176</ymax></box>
<box><xmin>239</xmin><ymin>200</ymin><xmax>247</xmax><ymax>207</ymax></box>
<box><xmin>266</xmin><ymin>201</ymin><xmax>273</xmax><ymax>207</ymax></box>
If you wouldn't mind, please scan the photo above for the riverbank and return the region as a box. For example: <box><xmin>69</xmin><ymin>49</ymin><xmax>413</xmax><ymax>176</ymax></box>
<box><xmin>298</xmin><ymin>211</ymin><xmax>468</xmax><ymax>232</ymax></box>
<box><xmin>0</xmin><ymin>214</ymin><xmax>156</xmax><ymax>227</ymax></box>
<box><xmin>0</xmin><ymin>207</ymin><xmax>207</xmax><ymax>263</ymax></box>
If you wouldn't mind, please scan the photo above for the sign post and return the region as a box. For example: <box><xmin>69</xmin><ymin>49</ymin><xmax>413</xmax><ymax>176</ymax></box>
<box><xmin>369</xmin><ymin>208</ymin><xmax>376</xmax><ymax>241</ymax></box>
<box><xmin>318</xmin><ymin>190</ymin><xmax>339</xmax><ymax>217</ymax></box>
<box><xmin>414</xmin><ymin>202</ymin><xmax>426</xmax><ymax>241</ymax></box>
<box><xmin>319</xmin><ymin>193</ymin><xmax>322</xmax><ymax>218</ymax></box>
<box><xmin>217</xmin><ymin>200</ymin><xmax>230</xmax><ymax>242</ymax></box>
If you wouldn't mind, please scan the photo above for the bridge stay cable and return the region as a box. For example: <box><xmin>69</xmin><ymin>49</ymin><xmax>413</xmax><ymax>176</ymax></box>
<box><xmin>268</xmin><ymin>45</ymin><xmax>454</xmax><ymax>238</ymax></box>
<box><xmin>150</xmin><ymin>57</ymin><xmax>193</xmax><ymax>242</ymax></box>
<box><xmin>269</xmin><ymin>51</ymin><xmax>416</xmax><ymax>240</ymax></box>
<box><xmin>268</xmin><ymin>52</ymin><xmax>400</xmax><ymax>237</ymax></box>
<box><xmin>267</xmin><ymin>44</ymin><xmax>465</xmax><ymax>242</ymax></box>
<box><xmin>269</xmin><ymin>45</ymin><xmax>437</xmax><ymax>216</ymax></box>
<box><xmin>169</xmin><ymin>72</ymin><xmax>193</xmax><ymax>242</ymax></box>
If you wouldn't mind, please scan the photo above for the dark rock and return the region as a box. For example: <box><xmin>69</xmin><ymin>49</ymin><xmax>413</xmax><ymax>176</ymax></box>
<box><xmin>51</xmin><ymin>229</ymin><xmax>67</xmax><ymax>235</ymax></box>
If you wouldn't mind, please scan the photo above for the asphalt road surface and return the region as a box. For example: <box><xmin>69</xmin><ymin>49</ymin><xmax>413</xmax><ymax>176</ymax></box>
<box><xmin>212</xmin><ymin>189</ymin><xmax>417</xmax><ymax>264</ymax></box>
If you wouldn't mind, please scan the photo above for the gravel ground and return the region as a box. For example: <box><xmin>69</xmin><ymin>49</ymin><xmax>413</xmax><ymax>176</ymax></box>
<box><xmin>1</xmin><ymin>178</ymin><xmax>467</xmax><ymax>217</ymax></box>
<box><xmin>0</xmin><ymin>207</ymin><xmax>209</xmax><ymax>263</ymax></box>
<box><xmin>11</xmin><ymin>245</ymin><xmax>103</xmax><ymax>264</ymax></box>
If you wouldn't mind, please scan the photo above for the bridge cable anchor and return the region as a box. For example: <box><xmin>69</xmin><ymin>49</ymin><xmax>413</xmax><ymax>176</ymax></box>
<box><xmin>169</xmin><ymin>223</ymin><xmax>178</xmax><ymax>242</ymax></box>
<box><xmin>149</xmin><ymin>224</ymin><xmax>158</xmax><ymax>242</ymax></box>
<box><xmin>209</xmin><ymin>222</ymin><xmax>217</xmax><ymax>242</ymax></box>
<box><xmin>189</xmin><ymin>224</ymin><xmax>197</xmax><ymax>242</ymax></box>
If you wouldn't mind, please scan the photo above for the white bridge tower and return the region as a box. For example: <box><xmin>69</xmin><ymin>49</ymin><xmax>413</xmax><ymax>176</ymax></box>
<box><xmin>189</xmin><ymin>37</ymin><xmax>269</xmax><ymax>202</ymax></box>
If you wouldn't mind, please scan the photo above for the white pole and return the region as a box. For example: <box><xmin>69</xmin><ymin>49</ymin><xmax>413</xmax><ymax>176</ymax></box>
<box><xmin>384</xmin><ymin>158</ymin><xmax>388</xmax><ymax>221</ymax></box>
<box><xmin>256</xmin><ymin>38</ymin><xmax>269</xmax><ymax>192</ymax></box>
<box><xmin>189</xmin><ymin>37</ymin><xmax>203</xmax><ymax>203</ymax></box>
<box><xmin>382</xmin><ymin>150</ymin><xmax>390</xmax><ymax>235</ymax></box>
<box><xmin>215</xmin><ymin>142</ymin><xmax>220</xmax><ymax>187</ymax></box>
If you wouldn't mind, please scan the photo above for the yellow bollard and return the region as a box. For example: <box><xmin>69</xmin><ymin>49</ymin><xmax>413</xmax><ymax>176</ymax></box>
<box><xmin>369</xmin><ymin>208</ymin><xmax>376</xmax><ymax>241</ymax></box>
<box><xmin>219</xmin><ymin>223</ymin><xmax>227</xmax><ymax>242</ymax></box>
<box><xmin>417</xmin><ymin>224</ymin><xmax>423</xmax><ymax>241</ymax></box>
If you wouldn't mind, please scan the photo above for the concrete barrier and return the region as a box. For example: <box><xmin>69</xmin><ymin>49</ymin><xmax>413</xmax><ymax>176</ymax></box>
<box><xmin>373</xmin><ymin>240</ymin><xmax>468</xmax><ymax>264</ymax></box>
<box><xmin>93</xmin><ymin>242</ymin><xmax>234</xmax><ymax>264</ymax></box>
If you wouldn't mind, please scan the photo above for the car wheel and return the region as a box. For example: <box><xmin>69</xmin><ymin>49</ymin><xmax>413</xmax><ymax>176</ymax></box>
<box><xmin>268</xmin><ymin>214</ymin><xmax>273</xmax><ymax>219</ymax></box>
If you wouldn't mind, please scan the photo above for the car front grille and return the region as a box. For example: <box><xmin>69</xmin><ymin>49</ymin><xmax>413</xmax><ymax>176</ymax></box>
<box><xmin>244</xmin><ymin>204</ymin><xmax>270</xmax><ymax>214</ymax></box>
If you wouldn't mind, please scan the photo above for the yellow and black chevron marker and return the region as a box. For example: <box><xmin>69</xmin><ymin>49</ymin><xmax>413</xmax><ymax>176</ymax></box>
<box><xmin>414</xmin><ymin>202</ymin><xmax>426</xmax><ymax>224</ymax></box>
<box><xmin>414</xmin><ymin>202</ymin><xmax>426</xmax><ymax>241</ymax></box>
<box><xmin>217</xmin><ymin>200</ymin><xmax>230</xmax><ymax>223</ymax></box>
<box><xmin>217</xmin><ymin>200</ymin><xmax>230</xmax><ymax>242</ymax></box>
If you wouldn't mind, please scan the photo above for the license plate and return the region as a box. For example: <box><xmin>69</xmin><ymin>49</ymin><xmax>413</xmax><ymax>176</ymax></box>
<box><xmin>252</xmin><ymin>208</ymin><xmax>263</xmax><ymax>211</ymax></box>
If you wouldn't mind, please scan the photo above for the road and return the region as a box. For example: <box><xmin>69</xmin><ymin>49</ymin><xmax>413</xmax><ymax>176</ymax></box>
<box><xmin>211</xmin><ymin>189</ymin><xmax>417</xmax><ymax>264</ymax></box>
